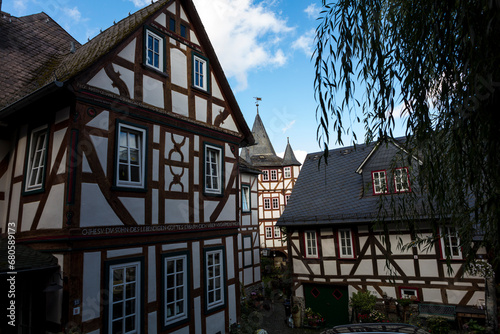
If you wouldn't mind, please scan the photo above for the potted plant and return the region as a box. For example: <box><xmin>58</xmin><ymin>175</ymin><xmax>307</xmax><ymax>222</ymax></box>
<box><xmin>292</xmin><ymin>304</ymin><xmax>301</xmax><ymax>328</ymax></box>
<box><xmin>350</xmin><ymin>290</ymin><xmax>376</xmax><ymax>322</ymax></box>
<box><xmin>304</xmin><ymin>307</ymin><xmax>324</xmax><ymax>328</ymax></box>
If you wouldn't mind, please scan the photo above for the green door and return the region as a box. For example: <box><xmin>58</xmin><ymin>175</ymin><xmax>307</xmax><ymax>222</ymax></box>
<box><xmin>304</xmin><ymin>284</ymin><xmax>349</xmax><ymax>327</ymax></box>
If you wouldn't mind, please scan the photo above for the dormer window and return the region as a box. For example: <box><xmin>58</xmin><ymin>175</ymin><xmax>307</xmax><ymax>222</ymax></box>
<box><xmin>372</xmin><ymin>170</ymin><xmax>388</xmax><ymax>194</ymax></box>
<box><xmin>144</xmin><ymin>28</ymin><xmax>165</xmax><ymax>72</ymax></box>
<box><xmin>394</xmin><ymin>167</ymin><xmax>410</xmax><ymax>192</ymax></box>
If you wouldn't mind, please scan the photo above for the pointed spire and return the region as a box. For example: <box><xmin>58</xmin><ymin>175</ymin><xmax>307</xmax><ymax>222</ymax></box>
<box><xmin>282</xmin><ymin>140</ymin><xmax>301</xmax><ymax>166</ymax></box>
<box><xmin>246</xmin><ymin>107</ymin><xmax>283</xmax><ymax>167</ymax></box>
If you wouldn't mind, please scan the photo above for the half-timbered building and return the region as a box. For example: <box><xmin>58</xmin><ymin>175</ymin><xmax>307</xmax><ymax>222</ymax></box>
<box><xmin>0</xmin><ymin>1</ymin><xmax>256</xmax><ymax>333</ymax></box>
<box><xmin>277</xmin><ymin>139</ymin><xmax>487</xmax><ymax>327</ymax></box>
<box><xmin>241</xmin><ymin>112</ymin><xmax>301</xmax><ymax>263</ymax></box>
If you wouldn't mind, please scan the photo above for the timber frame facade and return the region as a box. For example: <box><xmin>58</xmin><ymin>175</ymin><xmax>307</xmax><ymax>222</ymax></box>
<box><xmin>0</xmin><ymin>1</ymin><xmax>257</xmax><ymax>333</ymax></box>
<box><xmin>277</xmin><ymin>139</ymin><xmax>487</xmax><ymax>327</ymax></box>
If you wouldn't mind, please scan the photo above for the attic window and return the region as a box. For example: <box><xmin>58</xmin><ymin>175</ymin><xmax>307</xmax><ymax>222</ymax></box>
<box><xmin>394</xmin><ymin>167</ymin><xmax>411</xmax><ymax>192</ymax></box>
<box><xmin>169</xmin><ymin>18</ymin><xmax>175</xmax><ymax>32</ymax></box>
<box><xmin>144</xmin><ymin>28</ymin><xmax>165</xmax><ymax>72</ymax></box>
<box><xmin>192</xmin><ymin>53</ymin><xmax>209</xmax><ymax>92</ymax></box>
<box><xmin>180</xmin><ymin>24</ymin><xmax>187</xmax><ymax>38</ymax></box>
<box><xmin>372</xmin><ymin>170</ymin><xmax>388</xmax><ymax>194</ymax></box>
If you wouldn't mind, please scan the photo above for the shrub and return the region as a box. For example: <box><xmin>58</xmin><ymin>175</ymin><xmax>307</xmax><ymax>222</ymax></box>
<box><xmin>350</xmin><ymin>290</ymin><xmax>377</xmax><ymax>315</ymax></box>
<box><xmin>426</xmin><ymin>316</ymin><xmax>450</xmax><ymax>334</ymax></box>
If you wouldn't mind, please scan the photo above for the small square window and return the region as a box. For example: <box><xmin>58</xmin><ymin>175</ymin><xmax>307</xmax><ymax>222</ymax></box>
<box><xmin>145</xmin><ymin>29</ymin><xmax>164</xmax><ymax>71</ymax></box>
<box><xmin>394</xmin><ymin>167</ymin><xmax>410</xmax><ymax>192</ymax></box>
<box><xmin>241</xmin><ymin>185</ymin><xmax>251</xmax><ymax>213</ymax></box>
<box><xmin>399</xmin><ymin>287</ymin><xmax>420</xmax><ymax>301</ymax></box>
<box><xmin>204</xmin><ymin>144</ymin><xmax>223</xmax><ymax>195</ymax></box>
<box><xmin>270</xmin><ymin>170</ymin><xmax>277</xmax><ymax>181</ymax></box>
<box><xmin>263</xmin><ymin>198</ymin><xmax>271</xmax><ymax>210</ymax></box>
<box><xmin>284</xmin><ymin>167</ymin><xmax>291</xmax><ymax>178</ymax></box>
<box><xmin>272</xmin><ymin>197</ymin><xmax>279</xmax><ymax>209</ymax></box>
<box><xmin>372</xmin><ymin>170</ymin><xmax>388</xmax><ymax>194</ymax></box>
<box><xmin>193</xmin><ymin>54</ymin><xmax>209</xmax><ymax>91</ymax></box>
<box><xmin>25</xmin><ymin>125</ymin><xmax>49</xmax><ymax>193</ymax></box>
<box><xmin>115</xmin><ymin>123</ymin><xmax>147</xmax><ymax>189</ymax></box>
<box><xmin>262</xmin><ymin>170</ymin><xmax>269</xmax><ymax>181</ymax></box>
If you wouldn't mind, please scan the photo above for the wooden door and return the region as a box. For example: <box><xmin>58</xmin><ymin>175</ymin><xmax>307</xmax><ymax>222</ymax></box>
<box><xmin>304</xmin><ymin>284</ymin><xmax>349</xmax><ymax>327</ymax></box>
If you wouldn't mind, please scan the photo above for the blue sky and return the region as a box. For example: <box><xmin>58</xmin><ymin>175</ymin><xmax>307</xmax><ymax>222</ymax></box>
<box><xmin>3</xmin><ymin>0</ymin><xmax>406</xmax><ymax>164</ymax></box>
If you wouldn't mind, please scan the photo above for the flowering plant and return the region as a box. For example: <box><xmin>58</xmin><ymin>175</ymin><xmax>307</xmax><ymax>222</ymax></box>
<box><xmin>304</xmin><ymin>307</ymin><xmax>324</xmax><ymax>327</ymax></box>
<box><xmin>368</xmin><ymin>310</ymin><xmax>388</xmax><ymax>323</ymax></box>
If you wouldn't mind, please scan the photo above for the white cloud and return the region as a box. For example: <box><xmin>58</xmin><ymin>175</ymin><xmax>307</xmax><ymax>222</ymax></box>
<box><xmin>62</xmin><ymin>7</ymin><xmax>83</xmax><ymax>22</ymax></box>
<box><xmin>304</xmin><ymin>3</ymin><xmax>321</xmax><ymax>19</ymax></box>
<box><xmin>193</xmin><ymin>0</ymin><xmax>293</xmax><ymax>91</ymax></box>
<box><xmin>282</xmin><ymin>120</ymin><xmax>296</xmax><ymax>133</ymax></box>
<box><xmin>292</xmin><ymin>29</ymin><xmax>315</xmax><ymax>57</ymax></box>
<box><xmin>129</xmin><ymin>0</ymin><xmax>151</xmax><ymax>7</ymax></box>
<box><xmin>13</xmin><ymin>0</ymin><xmax>27</xmax><ymax>13</ymax></box>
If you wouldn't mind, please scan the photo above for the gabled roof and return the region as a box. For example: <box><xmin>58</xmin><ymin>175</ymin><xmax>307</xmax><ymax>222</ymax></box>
<box><xmin>282</xmin><ymin>139</ymin><xmax>301</xmax><ymax>166</ymax></box>
<box><xmin>0</xmin><ymin>11</ymin><xmax>80</xmax><ymax>110</ymax></box>
<box><xmin>0</xmin><ymin>1</ymin><xmax>254</xmax><ymax>145</ymax></box>
<box><xmin>277</xmin><ymin>138</ymin><xmax>421</xmax><ymax>227</ymax></box>
<box><xmin>245</xmin><ymin>113</ymin><xmax>283</xmax><ymax>167</ymax></box>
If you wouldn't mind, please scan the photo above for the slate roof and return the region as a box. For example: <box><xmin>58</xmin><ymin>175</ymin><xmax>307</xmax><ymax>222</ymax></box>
<box><xmin>0</xmin><ymin>239</ymin><xmax>59</xmax><ymax>273</ymax></box>
<box><xmin>245</xmin><ymin>113</ymin><xmax>283</xmax><ymax>167</ymax></box>
<box><xmin>0</xmin><ymin>11</ymin><xmax>81</xmax><ymax>110</ymax></box>
<box><xmin>282</xmin><ymin>140</ymin><xmax>301</xmax><ymax>166</ymax></box>
<box><xmin>277</xmin><ymin>138</ymin><xmax>419</xmax><ymax>227</ymax></box>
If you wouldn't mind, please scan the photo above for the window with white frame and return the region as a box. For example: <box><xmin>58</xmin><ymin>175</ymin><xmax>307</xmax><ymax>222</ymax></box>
<box><xmin>262</xmin><ymin>170</ymin><xmax>269</xmax><ymax>181</ymax></box>
<box><xmin>270</xmin><ymin>169</ymin><xmax>278</xmax><ymax>181</ymax></box>
<box><xmin>265</xmin><ymin>226</ymin><xmax>273</xmax><ymax>239</ymax></box>
<box><xmin>284</xmin><ymin>167</ymin><xmax>291</xmax><ymax>178</ymax></box>
<box><xmin>372</xmin><ymin>170</ymin><xmax>388</xmax><ymax>194</ymax></box>
<box><xmin>164</xmin><ymin>254</ymin><xmax>188</xmax><ymax>327</ymax></box>
<box><xmin>108</xmin><ymin>261</ymin><xmax>141</xmax><ymax>334</ymax></box>
<box><xmin>25</xmin><ymin>125</ymin><xmax>49</xmax><ymax>192</ymax></box>
<box><xmin>204</xmin><ymin>144</ymin><xmax>223</xmax><ymax>194</ymax></box>
<box><xmin>338</xmin><ymin>229</ymin><xmax>355</xmax><ymax>258</ymax></box>
<box><xmin>193</xmin><ymin>54</ymin><xmax>208</xmax><ymax>91</ymax></box>
<box><xmin>205</xmin><ymin>249</ymin><xmax>224</xmax><ymax>310</ymax></box>
<box><xmin>272</xmin><ymin>197</ymin><xmax>279</xmax><ymax>209</ymax></box>
<box><xmin>394</xmin><ymin>167</ymin><xmax>410</xmax><ymax>192</ymax></box>
<box><xmin>145</xmin><ymin>29</ymin><xmax>164</xmax><ymax>71</ymax></box>
<box><xmin>274</xmin><ymin>226</ymin><xmax>281</xmax><ymax>238</ymax></box>
<box><xmin>304</xmin><ymin>231</ymin><xmax>318</xmax><ymax>258</ymax></box>
<box><xmin>264</xmin><ymin>198</ymin><xmax>271</xmax><ymax>210</ymax></box>
<box><xmin>399</xmin><ymin>287</ymin><xmax>419</xmax><ymax>301</ymax></box>
<box><xmin>241</xmin><ymin>185</ymin><xmax>251</xmax><ymax>212</ymax></box>
<box><xmin>440</xmin><ymin>226</ymin><xmax>462</xmax><ymax>259</ymax></box>
<box><xmin>116</xmin><ymin>123</ymin><xmax>147</xmax><ymax>189</ymax></box>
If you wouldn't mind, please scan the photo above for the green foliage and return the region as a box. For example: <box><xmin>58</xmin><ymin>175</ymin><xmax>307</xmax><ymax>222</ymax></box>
<box><xmin>425</xmin><ymin>316</ymin><xmax>450</xmax><ymax>334</ymax></box>
<box><xmin>463</xmin><ymin>319</ymin><xmax>486</xmax><ymax>334</ymax></box>
<box><xmin>314</xmin><ymin>0</ymin><xmax>500</xmax><ymax>271</ymax></box>
<box><xmin>350</xmin><ymin>290</ymin><xmax>377</xmax><ymax>314</ymax></box>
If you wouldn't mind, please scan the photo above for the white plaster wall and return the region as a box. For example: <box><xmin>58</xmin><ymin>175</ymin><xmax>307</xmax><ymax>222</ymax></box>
<box><xmin>419</xmin><ymin>260</ymin><xmax>439</xmax><ymax>277</ymax></box>
<box><xmin>340</xmin><ymin>263</ymin><xmax>354</xmax><ymax>275</ymax></box>
<box><xmin>164</xmin><ymin>199</ymin><xmax>190</xmax><ymax>223</ymax></box>
<box><xmin>107</xmin><ymin>247</ymin><xmax>142</xmax><ymax>258</ymax></box>
<box><xmin>21</xmin><ymin>201</ymin><xmax>38</xmax><ymax>232</ymax></box>
<box><xmin>50</xmin><ymin>128</ymin><xmax>66</xmax><ymax>172</ymax></box>
<box><xmin>38</xmin><ymin>183</ymin><xmax>64</xmax><ymax>229</ymax></box>
<box><xmin>8</xmin><ymin>182</ymin><xmax>21</xmax><ymax>224</ymax></box>
<box><xmin>355</xmin><ymin>260</ymin><xmax>374</xmax><ymax>276</ymax></box>
<box><xmin>192</xmin><ymin>242</ymin><xmax>201</xmax><ymax>289</ymax></box>
<box><xmin>153</xmin><ymin>149</ymin><xmax>159</xmax><ymax>181</ymax></box>
<box><xmin>14</xmin><ymin>126</ymin><xmax>27</xmax><ymax>177</ymax></box>
<box><xmin>171</xmin><ymin>326</ymin><xmax>189</xmax><ymax>334</ymax></box>
<box><xmin>228</xmin><ymin>284</ymin><xmax>237</xmax><ymax>324</ymax></box>
<box><xmin>309</xmin><ymin>263</ymin><xmax>321</xmax><ymax>275</ymax></box>
<box><xmin>195</xmin><ymin>96</ymin><xmax>207</xmax><ymax>123</ymax></box>
<box><xmin>165</xmin><ymin>166</ymin><xmax>189</xmax><ymax>192</ymax></box>
<box><xmin>148</xmin><ymin>311</ymin><xmax>157</xmax><ymax>334</ymax></box>
<box><xmin>194</xmin><ymin>297</ymin><xmax>202</xmax><ymax>334</ymax></box>
<box><xmin>190</xmin><ymin>31</ymin><xmax>199</xmax><ymax>45</ymax></box>
<box><xmin>171</xmin><ymin>48</ymin><xmax>188</xmax><ymax>89</ymax></box>
<box><xmin>155</xmin><ymin>13</ymin><xmax>166</xmax><ymax>27</ymax></box>
<box><xmin>167</xmin><ymin>2</ymin><xmax>176</xmax><ymax>14</ymax></box>
<box><xmin>148</xmin><ymin>246</ymin><xmax>156</xmax><ymax>303</ymax></box>
<box><xmin>118</xmin><ymin>38</ymin><xmax>136</xmax><ymax>63</ymax></box>
<box><xmin>152</xmin><ymin>188</ymin><xmax>159</xmax><ymax>224</ymax></box>
<box><xmin>162</xmin><ymin>243</ymin><xmax>188</xmax><ymax>251</ymax></box>
<box><xmin>293</xmin><ymin>258</ymin><xmax>310</xmax><ymax>275</ymax></box>
<box><xmin>165</xmin><ymin>133</ymin><xmax>189</xmax><ymax>162</ymax></box>
<box><xmin>82</xmin><ymin>252</ymin><xmax>101</xmax><ymax>321</ymax></box>
<box><xmin>143</xmin><ymin>75</ymin><xmax>164</xmax><ymax>109</ymax></box>
<box><xmin>204</xmin><ymin>201</ymin><xmax>218</xmax><ymax>222</ymax></box>
<box><xmin>180</xmin><ymin>7</ymin><xmax>188</xmax><ymax>21</ymax></box>
<box><xmin>422</xmin><ymin>288</ymin><xmax>443</xmax><ymax>303</ymax></box>
<box><xmin>82</xmin><ymin>153</ymin><xmax>91</xmax><ymax>173</ymax></box>
<box><xmin>113</xmin><ymin>64</ymin><xmax>135</xmax><ymax>99</ymax></box>
<box><xmin>206</xmin><ymin>311</ymin><xmax>225</xmax><ymax>334</ymax></box>
<box><xmin>390</xmin><ymin>234</ymin><xmax>412</xmax><ymax>255</ymax></box>
<box><xmin>89</xmin><ymin>135</ymin><xmax>108</xmax><ymax>175</ymax></box>
<box><xmin>55</xmin><ymin>107</ymin><xmax>70</xmax><ymax>124</ymax></box>
<box><xmin>172</xmin><ymin>91</ymin><xmax>189</xmax><ymax>117</ymax></box>
<box><xmin>80</xmin><ymin>183</ymin><xmax>122</xmax><ymax>227</ymax></box>
<box><xmin>87</xmin><ymin>69</ymin><xmax>119</xmax><ymax>95</ymax></box>
<box><xmin>211</xmin><ymin>76</ymin><xmax>224</xmax><ymax>100</ymax></box>
<box><xmin>217</xmin><ymin>195</ymin><xmax>235</xmax><ymax>221</ymax></box>
<box><xmin>226</xmin><ymin>237</ymin><xmax>235</xmax><ymax>279</ymax></box>
<box><xmin>193</xmin><ymin>191</ymin><xmax>199</xmax><ymax>223</ymax></box>
<box><xmin>118</xmin><ymin>197</ymin><xmax>145</xmax><ymax>225</ymax></box>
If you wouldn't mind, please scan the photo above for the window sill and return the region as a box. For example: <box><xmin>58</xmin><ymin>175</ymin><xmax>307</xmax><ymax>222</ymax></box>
<box><xmin>112</xmin><ymin>185</ymin><xmax>148</xmax><ymax>193</ymax></box>
<box><xmin>142</xmin><ymin>63</ymin><xmax>169</xmax><ymax>78</ymax></box>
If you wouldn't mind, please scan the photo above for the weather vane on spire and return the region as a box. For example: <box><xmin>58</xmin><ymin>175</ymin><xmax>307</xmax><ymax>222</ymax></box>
<box><xmin>254</xmin><ymin>97</ymin><xmax>262</xmax><ymax>114</ymax></box>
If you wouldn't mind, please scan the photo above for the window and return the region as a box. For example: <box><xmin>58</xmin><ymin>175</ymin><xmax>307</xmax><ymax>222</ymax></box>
<box><xmin>180</xmin><ymin>24</ymin><xmax>187</xmax><ymax>38</ymax></box>
<box><xmin>108</xmin><ymin>261</ymin><xmax>141</xmax><ymax>334</ymax></box>
<box><xmin>284</xmin><ymin>167</ymin><xmax>291</xmax><ymax>178</ymax></box>
<box><xmin>399</xmin><ymin>287</ymin><xmax>420</xmax><ymax>301</ymax></box>
<box><xmin>25</xmin><ymin>125</ymin><xmax>49</xmax><ymax>192</ymax></box>
<box><xmin>285</xmin><ymin>194</ymin><xmax>291</xmax><ymax>205</ymax></box>
<box><xmin>394</xmin><ymin>167</ymin><xmax>410</xmax><ymax>192</ymax></box>
<box><xmin>204</xmin><ymin>144</ymin><xmax>223</xmax><ymax>195</ymax></box>
<box><xmin>372</xmin><ymin>170</ymin><xmax>388</xmax><ymax>194</ymax></box>
<box><xmin>193</xmin><ymin>54</ymin><xmax>209</xmax><ymax>91</ymax></box>
<box><xmin>243</xmin><ymin>236</ymin><xmax>253</xmax><ymax>268</ymax></box>
<box><xmin>262</xmin><ymin>170</ymin><xmax>269</xmax><ymax>181</ymax></box>
<box><xmin>145</xmin><ymin>29</ymin><xmax>164</xmax><ymax>71</ymax></box>
<box><xmin>241</xmin><ymin>185</ymin><xmax>251</xmax><ymax>213</ymax></box>
<box><xmin>270</xmin><ymin>170</ymin><xmax>278</xmax><ymax>181</ymax></box>
<box><xmin>272</xmin><ymin>197</ymin><xmax>279</xmax><ymax>209</ymax></box>
<box><xmin>263</xmin><ymin>198</ymin><xmax>271</xmax><ymax>210</ymax></box>
<box><xmin>116</xmin><ymin>122</ymin><xmax>147</xmax><ymax>189</ymax></box>
<box><xmin>274</xmin><ymin>227</ymin><xmax>281</xmax><ymax>238</ymax></box>
<box><xmin>205</xmin><ymin>249</ymin><xmax>224</xmax><ymax>310</ymax></box>
<box><xmin>440</xmin><ymin>226</ymin><xmax>462</xmax><ymax>259</ymax></box>
<box><xmin>338</xmin><ymin>229</ymin><xmax>355</xmax><ymax>259</ymax></box>
<box><xmin>265</xmin><ymin>226</ymin><xmax>273</xmax><ymax>239</ymax></box>
<box><xmin>164</xmin><ymin>254</ymin><xmax>188</xmax><ymax>327</ymax></box>
<box><xmin>169</xmin><ymin>18</ymin><xmax>176</xmax><ymax>31</ymax></box>
<box><xmin>304</xmin><ymin>231</ymin><xmax>318</xmax><ymax>258</ymax></box>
